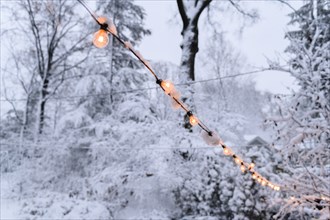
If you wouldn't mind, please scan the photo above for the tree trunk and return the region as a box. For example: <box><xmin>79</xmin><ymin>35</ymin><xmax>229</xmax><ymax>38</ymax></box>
<box><xmin>39</xmin><ymin>78</ymin><xmax>49</xmax><ymax>134</ymax></box>
<box><xmin>176</xmin><ymin>0</ymin><xmax>212</xmax><ymax>81</ymax></box>
<box><xmin>180</xmin><ymin>24</ymin><xmax>199</xmax><ymax>81</ymax></box>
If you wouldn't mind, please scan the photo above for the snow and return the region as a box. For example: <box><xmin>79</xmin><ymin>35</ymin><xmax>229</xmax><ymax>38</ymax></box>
<box><xmin>1</xmin><ymin>176</ymin><xmax>21</xmax><ymax>219</ymax></box>
<box><xmin>243</xmin><ymin>135</ymin><xmax>258</xmax><ymax>142</ymax></box>
<box><xmin>1</xmin><ymin>0</ymin><xmax>328</xmax><ymax>219</ymax></box>
<box><xmin>0</xmin><ymin>198</ymin><xmax>20</xmax><ymax>219</ymax></box>
<box><xmin>201</xmin><ymin>130</ymin><xmax>222</xmax><ymax>146</ymax></box>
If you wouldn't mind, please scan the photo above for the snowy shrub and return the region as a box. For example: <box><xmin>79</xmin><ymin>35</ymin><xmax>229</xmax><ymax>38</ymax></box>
<box><xmin>267</xmin><ymin>1</ymin><xmax>330</xmax><ymax>218</ymax></box>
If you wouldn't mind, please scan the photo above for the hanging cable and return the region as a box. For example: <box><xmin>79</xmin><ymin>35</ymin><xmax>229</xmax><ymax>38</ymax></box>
<box><xmin>76</xmin><ymin>0</ymin><xmax>281</xmax><ymax>191</ymax></box>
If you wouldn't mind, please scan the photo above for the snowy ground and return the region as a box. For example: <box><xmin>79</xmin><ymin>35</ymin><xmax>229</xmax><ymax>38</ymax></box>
<box><xmin>0</xmin><ymin>172</ymin><xmax>173</xmax><ymax>219</ymax></box>
<box><xmin>0</xmin><ymin>173</ymin><xmax>111</xmax><ymax>219</ymax></box>
<box><xmin>1</xmin><ymin>198</ymin><xmax>20</xmax><ymax>219</ymax></box>
<box><xmin>1</xmin><ymin>174</ymin><xmax>21</xmax><ymax>219</ymax></box>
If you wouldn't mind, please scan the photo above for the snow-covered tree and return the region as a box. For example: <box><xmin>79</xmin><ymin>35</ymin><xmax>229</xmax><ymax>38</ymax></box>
<box><xmin>176</xmin><ymin>0</ymin><xmax>212</xmax><ymax>81</ymax></box>
<box><xmin>2</xmin><ymin>0</ymin><xmax>90</xmax><ymax>138</ymax></box>
<box><xmin>97</xmin><ymin>0</ymin><xmax>151</xmax><ymax>72</ymax></box>
<box><xmin>176</xmin><ymin>0</ymin><xmax>258</xmax><ymax>81</ymax></box>
<box><xmin>267</xmin><ymin>0</ymin><xmax>330</xmax><ymax>218</ymax></box>
<box><xmin>172</xmin><ymin>32</ymin><xmax>275</xmax><ymax>218</ymax></box>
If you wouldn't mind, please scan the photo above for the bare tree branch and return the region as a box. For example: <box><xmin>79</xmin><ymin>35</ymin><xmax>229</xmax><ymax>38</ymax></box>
<box><xmin>177</xmin><ymin>0</ymin><xmax>189</xmax><ymax>32</ymax></box>
<box><xmin>228</xmin><ymin>0</ymin><xmax>258</xmax><ymax>20</ymax></box>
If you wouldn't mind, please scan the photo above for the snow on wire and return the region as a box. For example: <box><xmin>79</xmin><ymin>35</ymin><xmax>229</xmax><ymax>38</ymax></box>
<box><xmin>77</xmin><ymin>0</ymin><xmax>281</xmax><ymax>191</ymax></box>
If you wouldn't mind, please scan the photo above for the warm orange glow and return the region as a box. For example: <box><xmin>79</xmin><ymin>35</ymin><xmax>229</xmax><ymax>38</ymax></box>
<box><xmin>93</xmin><ymin>29</ymin><xmax>109</xmax><ymax>48</ymax></box>
<box><xmin>189</xmin><ymin>115</ymin><xmax>199</xmax><ymax>126</ymax></box>
<box><xmin>235</xmin><ymin>157</ymin><xmax>241</xmax><ymax>165</ymax></box>
<box><xmin>240</xmin><ymin>165</ymin><xmax>246</xmax><ymax>173</ymax></box>
<box><xmin>109</xmin><ymin>24</ymin><xmax>117</xmax><ymax>35</ymax></box>
<box><xmin>257</xmin><ymin>177</ymin><xmax>262</xmax><ymax>183</ymax></box>
<box><xmin>97</xmin><ymin>16</ymin><xmax>108</xmax><ymax>24</ymax></box>
<box><xmin>261</xmin><ymin>180</ymin><xmax>267</xmax><ymax>186</ymax></box>
<box><xmin>252</xmin><ymin>173</ymin><xmax>257</xmax><ymax>179</ymax></box>
<box><xmin>161</xmin><ymin>80</ymin><xmax>174</xmax><ymax>95</ymax></box>
<box><xmin>171</xmin><ymin>90</ymin><xmax>181</xmax><ymax>99</ymax></box>
<box><xmin>249</xmin><ymin>163</ymin><xmax>255</xmax><ymax>170</ymax></box>
<box><xmin>223</xmin><ymin>147</ymin><xmax>232</xmax><ymax>156</ymax></box>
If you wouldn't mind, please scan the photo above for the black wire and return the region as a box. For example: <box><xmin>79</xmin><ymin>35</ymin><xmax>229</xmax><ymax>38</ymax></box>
<box><xmin>111</xmin><ymin>31</ymin><xmax>159</xmax><ymax>81</ymax></box>
<box><xmin>77</xmin><ymin>0</ymin><xmax>101</xmax><ymax>25</ymax></box>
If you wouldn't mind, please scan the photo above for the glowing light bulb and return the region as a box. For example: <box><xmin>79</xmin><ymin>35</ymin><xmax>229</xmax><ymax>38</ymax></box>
<box><xmin>223</xmin><ymin>147</ymin><xmax>232</xmax><ymax>156</ymax></box>
<box><xmin>189</xmin><ymin>115</ymin><xmax>199</xmax><ymax>126</ymax></box>
<box><xmin>261</xmin><ymin>180</ymin><xmax>267</xmax><ymax>186</ymax></box>
<box><xmin>257</xmin><ymin>177</ymin><xmax>262</xmax><ymax>183</ymax></box>
<box><xmin>160</xmin><ymin>80</ymin><xmax>174</xmax><ymax>95</ymax></box>
<box><xmin>240</xmin><ymin>165</ymin><xmax>246</xmax><ymax>173</ymax></box>
<box><xmin>249</xmin><ymin>163</ymin><xmax>255</xmax><ymax>170</ymax></box>
<box><xmin>235</xmin><ymin>157</ymin><xmax>241</xmax><ymax>165</ymax></box>
<box><xmin>252</xmin><ymin>173</ymin><xmax>257</xmax><ymax>179</ymax></box>
<box><xmin>93</xmin><ymin>29</ymin><xmax>109</xmax><ymax>48</ymax></box>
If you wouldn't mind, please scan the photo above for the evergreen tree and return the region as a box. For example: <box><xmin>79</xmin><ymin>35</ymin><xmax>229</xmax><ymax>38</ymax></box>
<box><xmin>268</xmin><ymin>1</ymin><xmax>330</xmax><ymax>218</ymax></box>
<box><xmin>97</xmin><ymin>0</ymin><xmax>151</xmax><ymax>72</ymax></box>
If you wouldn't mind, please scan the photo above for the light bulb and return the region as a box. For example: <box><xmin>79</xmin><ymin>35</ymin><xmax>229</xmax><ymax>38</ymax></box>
<box><xmin>257</xmin><ymin>177</ymin><xmax>262</xmax><ymax>183</ymax></box>
<box><xmin>235</xmin><ymin>157</ymin><xmax>241</xmax><ymax>165</ymax></box>
<box><xmin>189</xmin><ymin>115</ymin><xmax>199</xmax><ymax>126</ymax></box>
<box><xmin>261</xmin><ymin>180</ymin><xmax>267</xmax><ymax>186</ymax></box>
<box><xmin>97</xmin><ymin>16</ymin><xmax>108</xmax><ymax>24</ymax></box>
<box><xmin>252</xmin><ymin>173</ymin><xmax>257</xmax><ymax>179</ymax></box>
<box><xmin>93</xmin><ymin>29</ymin><xmax>109</xmax><ymax>48</ymax></box>
<box><xmin>240</xmin><ymin>165</ymin><xmax>246</xmax><ymax>173</ymax></box>
<box><xmin>223</xmin><ymin>147</ymin><xmax>232</xmax><ymax>156</ymax></box>
<box><xmin>161</xmin><ymin>80</ymin><xmax>175</xmax><ymax>95</ymax></box>
<box><xmin>249</xmin><ymin>163</ymin><xmax>255</xmax><ymax>170</ymax></box>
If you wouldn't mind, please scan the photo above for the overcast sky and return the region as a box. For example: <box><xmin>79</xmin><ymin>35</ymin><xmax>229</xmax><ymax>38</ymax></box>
<box><xmin>0</xmin><ymin>0</ymin><xmax>304</xmax><ymax>117</ymax></box>
<box><xmin>135</xmin><ymin>0</ymin><xmax>303</xmax><ymax>94</ymax></box>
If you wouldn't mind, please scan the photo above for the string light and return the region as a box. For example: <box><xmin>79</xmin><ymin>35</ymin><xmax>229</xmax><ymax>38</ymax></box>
<box><xmin>240</xmin><ymin>165</ymin><xmax>246</xmax><ymax>173</ymax></box>
<box><xmin>257</xmin><ymin>177</ymin><xmax>262</xmax><ymax>183</ymax></box>
<box><xmin>93</xmin><ymin>29</ymin><xmax>109</xmax><ymax>48</ymax></box>
<box><xmin>234</xmin><ymin>157</ymin><xmax>242</xmax><ymax>165</ymax></box>
<box><xmin>160</xmin><ymin>80</ymin><xmax>175</xmax><ymax>95</ymax></box>
<box><xmin>223</xmin><ymin>147</ymin><xmax>233</xmax><ymax>156</ymax></box>
<box><xmin>189</xmin><ymin>115</ymin><xmax>199</xmax><ymax>126</ymax></box>
<box><xmin>79</xmin><ymin>1</ymin><xmax>281</xmax><ymax>192</ymax></box>
<box><xmin>249</xmin><ymin>163</ymin><xmax>255</xmax><ymax>170</ymax></box>
<box><xmin>97</xmin><ymin>16</ymin><xmax>107</xmax><ymax>24</ymax></box>
<box><xmin>186</xmin><ymin>111</ymin><xmax>199</xmax><ymax>126</ymax></box>
<box><xmin>92</xmin><ymin>17</ymin><xmax>110</xmax><ymax>48</ymax></box>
